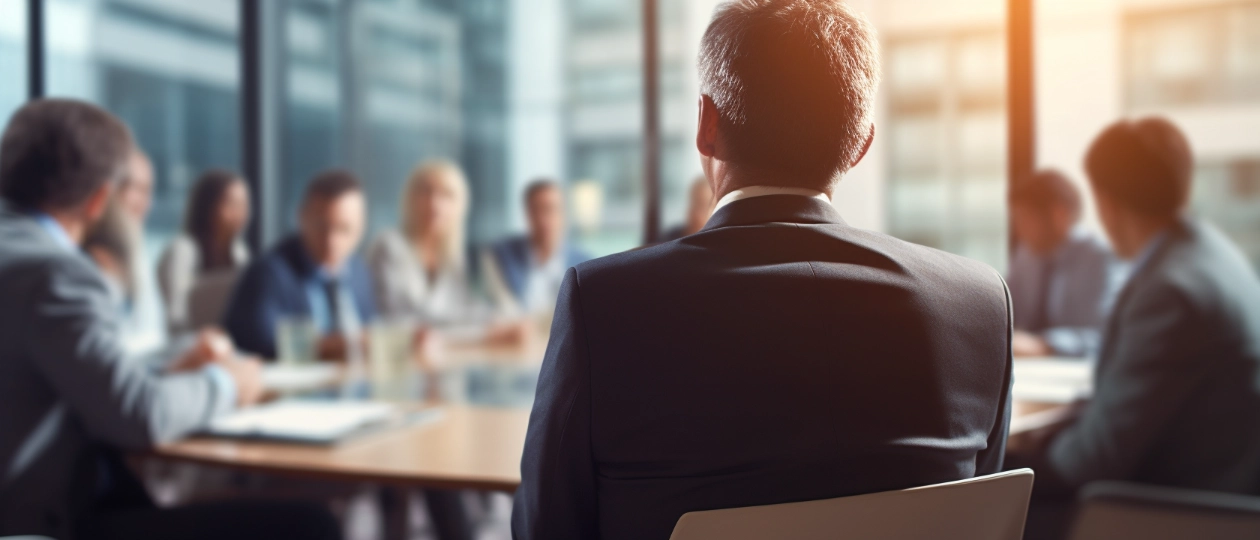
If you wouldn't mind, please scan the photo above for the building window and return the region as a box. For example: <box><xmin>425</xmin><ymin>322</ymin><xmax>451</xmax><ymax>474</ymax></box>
<box><xmin>885</xmin><ymin>31</ymin><xmax>1009</xmax><ymax>271</ymax></box>
<box><xmin>1127</xmin><ymin>2</ymin><xmax>1260</xmax><ymax>107</ymax></box>
<box><xmin>0</xmin><ymin>0</ymin><xmax>25</xmax><ymax>127</ymax></box>
<box><xmin>43</xmin><ymin>0</ymin><xmax>242</xmax><ymax>249</ymax></box>
<box><xmin>270</xmin><ymin>0</ymin><xmax>644</xmax><ymax>257</ymax></box>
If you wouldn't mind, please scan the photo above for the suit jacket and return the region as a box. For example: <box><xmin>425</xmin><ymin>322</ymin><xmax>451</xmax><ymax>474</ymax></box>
<box><xmin>512</xmin><ymin>195</ymin><xmax>1014</xmax><ymax>540</ymax></box>
<box><xmin>222</xmin><ymin>234</ymin><xmax>377</xmax><ymax>359</ymax></box>
<box><xmin>1047</xmin><ymin>218</ymin><xmax>1260</xmax><ymax>494</ymax></box>
<box><xmin>0</xmin><ymin>203</ymin><xmax>233</xmax><ymax>538</ymax></box>
<box><xmin>487</xmin><ymin>235</ymin><xmax>590</xmax><ymax>303</ymax></box>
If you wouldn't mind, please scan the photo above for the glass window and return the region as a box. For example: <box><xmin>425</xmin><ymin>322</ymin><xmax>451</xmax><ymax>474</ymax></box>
<box><xmin>1126</xmin><ymin>2</ymin><xmax>1260</xmax><ymax>107</ymax></box>
<box><xmin>884</xmin><ymin>28</ymin><xmax>1008</xmax><ymax>271</ymax></box>
<box><xmin>1038</xmin><ymin>0</ymin><xmax>1260</xmax><ymax>269</ymax></box>
<box><xmin>44</xmin><ymin>0</ymin><xmax>241</xmax><ymax>249</ymax></box>
<box><xmin>0</xmin><ymin>0</ymin><xmax>27</xmax><ymax>128</ymax></box>
<box><xmin>272</xmin><ymin>0</ymin><xmax>644</xmax><ymax>258</ymax></box>
<box><xmin>664</xmin><ymin>0</ymin><xmax>1008</xmax><ymax>271</ymax></box>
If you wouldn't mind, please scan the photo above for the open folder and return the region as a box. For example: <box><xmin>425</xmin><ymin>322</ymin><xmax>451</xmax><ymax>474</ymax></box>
<box><xmin>205</xmin><ymin>400</ymin><xmax>436</xmax><ymax>445</ymax></box>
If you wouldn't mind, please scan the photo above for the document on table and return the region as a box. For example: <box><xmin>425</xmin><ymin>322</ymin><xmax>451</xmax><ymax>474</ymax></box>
<box><xmin>1012</xmin><ymin>357</ymin><xmax>1094</xmax><ymax>403</ymax></box>
<box><xmin>205</xmin><ymin>400</ymin><xmax>401</xmax><ymax>444</ymax></box>
<box><xmin>261</xmin><ymin>364</ymin><xmax>340</xmax><ymax>393</ymax></box>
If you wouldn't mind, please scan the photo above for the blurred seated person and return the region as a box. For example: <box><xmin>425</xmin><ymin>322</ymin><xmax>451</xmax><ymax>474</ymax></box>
<box><xmin>367</xmin><ymin>160</ymin><xmax>525</xmax><ymax>348</ymax></box>
<box><xmin>159</xmin><ymin>169</ymin><xmax>252</xmax><ymax>334</ymax></box>
<box><xmin>483</xmin><ymin>179</ymin><xmax>591</xmax><ymax>316</ymax></box>
<box><xmin>1012</xmin><ymin>118</ymin><xmax>1260</xmax><ymax>539</ymax></box>
<box><xmin>108</xmin><ymin>148</ymin><xmax>169</xmax><ymax>356</ymax></box>
<box><xmin>1008</xmin><ymin>169</ymin><xmax>1118</xmax><ymax>358</ymax></box>
<box><xmin>0</xmin><ymin>99</ymin><xmax>335</xmax><ymax>540</ymax></box>
<box><xmin>223</xmin><ymin>169</ymin><xmax>375</xmax><ymax>361</ymax></box>
<box><xmin>662</xmin><ymin>176</ymin><xmax>715</xmax><ymax>241</ymax></box>
<box><xmin>84</xmin><ymin>193</ymin><xmax>140</xmax><ymax>307</ymax></box>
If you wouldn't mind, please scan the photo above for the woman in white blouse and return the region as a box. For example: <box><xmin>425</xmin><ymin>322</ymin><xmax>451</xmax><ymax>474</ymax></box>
<box><xmin>157</xmin><ymin>170</ymin><xmax>251</xmax><ymax>333</ymax></box>
<box><xmin>366</xmin><ymin>160</ymin><xmax>487</xmax><ymax>323</ymax></box>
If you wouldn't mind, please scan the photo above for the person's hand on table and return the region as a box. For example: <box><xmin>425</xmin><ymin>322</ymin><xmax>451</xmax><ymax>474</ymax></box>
<box><xmin>168</xmin><ymin>328</ymin><xmax>235</xmax><ymax>373</ymax></box>
<box><xmin>1012</xmin><ymin>330</ymin><xmax>1053</xmax><ymax>357</ymax></box>
<box><xmin>486</xmin><ymin>320</ymin><xmax>531</xmax><ymax>347</ymax></box>
<box><xmin>410</xmin><ymin>327</ymin><xmax>447</xmax><ymax>370</ymax></box>
<box><xmin>216</xmin><ymin>355</ymin><xmax>265</xmax><ymax>408</ymax></box>
<box><xmin>316</xmin><ymin>332</ymin><xmax>370</xmax><ymax>362</ymax></box>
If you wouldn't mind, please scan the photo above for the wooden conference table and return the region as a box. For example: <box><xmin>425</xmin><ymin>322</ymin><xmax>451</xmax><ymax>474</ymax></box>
<box><xmin>152</xmin><ymin>353</ymin><xmax>1091</xmax><ymax>494</ymax></box>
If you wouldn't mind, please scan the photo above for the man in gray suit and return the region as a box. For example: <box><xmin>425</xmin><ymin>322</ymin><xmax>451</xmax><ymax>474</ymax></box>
<box><xmin>1016</xmin><ymin>117</ymin><xmax>1260</xmax><ymax>538</ymax></box>
<box><xmin>0</xmin><ymin>99</ymin><xmax>339</xmax><ymax>540</ymax></box>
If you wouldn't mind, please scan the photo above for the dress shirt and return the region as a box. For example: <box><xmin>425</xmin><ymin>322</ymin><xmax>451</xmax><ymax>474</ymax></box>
<box><xmin>304</xmin><ymin>268</ymin><xmax>361</xmax><ymax>336</ymax></box>
<box><xmin>522</xmin><ymin>248</ymin><xmax>567</xmax><ymax>313</ymax></box>
<box><xmin>713</xmin><ymin>185</ymin><xmax>830</xmax><ymax>214</ymax></box>
<box><xmin>118</xmin><ymin>240</ymin><xmax>168</xmax><ymax>357</ymax></box>
<box><xmin>366</xmin><ymin>229</ymin><xmax>491</xmax><ymax>324</ymax></box>
<box><xmin>1008</xmin><ymin>227</ymin><xmax>1120</xmax><ymax>358</ymax></box>
<box><xmin>31</xmin><ymin>212</ymin><xmax>236</xmax><ymax>406</ymax></box>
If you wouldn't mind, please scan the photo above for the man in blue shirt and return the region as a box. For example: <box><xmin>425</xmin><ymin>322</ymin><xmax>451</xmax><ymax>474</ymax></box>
<box><xmin>1008</xmin><ymin>169</ymin><xmax>1119</xmax><ymax>358</ymax></box>
<box><xmin>484</xmin><ymin>179</ymin><xmax>592</xmax><ymax>316</ymax></box>
<box><xmin>223</xmin><ymin>170</ymin><xmax>376</xmax><ymax>361</ymax></box>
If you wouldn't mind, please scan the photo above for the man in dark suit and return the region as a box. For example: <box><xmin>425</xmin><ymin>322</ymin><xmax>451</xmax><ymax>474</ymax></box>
<box><xmin>484</xmin><ymin>179</ymin><xmax>591</xmax><ymax>315</ymax></box>
<box><xmin>0</xmin><ymin>99</ymin><xmax>337</xmax><ymax>540</ymax></box>
<box><xmin>1012</xmin><ymin>118</ymin><xmax>1260</xmax><ymax>540</ymax></box>
<box><xmin>223</xmin><ymin>170</ymin><xmax>377</xmax><ymax>361</ymax></box>
<box><xmin>1028</xmin><ymin>118</ymin><xmax>1260</xmax><ymax>493</ymax></box>
<box><xmin>511</xmin><ymin>2</ymin><xmax>1014</xmax><ymax>539</ymax></box>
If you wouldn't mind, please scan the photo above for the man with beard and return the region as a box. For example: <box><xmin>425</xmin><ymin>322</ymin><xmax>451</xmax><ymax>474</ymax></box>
<box><xmin>0</xmin><ymin>99</ymin><xmax>339</xmax><ymax>540</ymax></box>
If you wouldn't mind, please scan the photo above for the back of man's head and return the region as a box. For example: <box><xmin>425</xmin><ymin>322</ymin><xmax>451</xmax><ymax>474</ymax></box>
<box><xmin>700</xmin><ymin>0</ymin><xmax>880</xmax><ymax>190</ymax></box>
<box><xmin>1010</xmin><ymin>169</ymin><xmax>1082</xmax><ymax>220</ymax></box>
<box><xmin>0</xmin><ymin>99</ymin><xmax>134</xmax><ymax>212</ymax></box>
<box><xmin>1085</xmin><ymin>117</ymin><xmax>1193</xmax><ymax>219</ymax></box>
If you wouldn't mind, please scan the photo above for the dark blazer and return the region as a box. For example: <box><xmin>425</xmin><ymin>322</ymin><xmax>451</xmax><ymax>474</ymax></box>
<box><xmin>487</xmin><ymin>235</ymin><xmax>590</xmax><ymax>303</ymax></box>
<box><xmin>0</xmin><ymin>203</ymin><xmax>231</xmax><ymax>538</ymax></box>
<box><xmin>222</xmin><ymin>234</ymin><xmax>376</xmax><ymax>359</ymax></box>
<box><xmin>512</xmin><ymin>195</ymin><xmax>1014</xmax><ymax>540</ymax></box>
<box><xmin>1047</xmin><ymin>218</ymin><xmax>1260</xmax><ymax>494</ymax></box>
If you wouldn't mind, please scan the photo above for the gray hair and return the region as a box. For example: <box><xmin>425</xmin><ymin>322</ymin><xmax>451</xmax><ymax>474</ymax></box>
<box><xmin>699</xmin><ymin>0</ymin><xmax>880</xmax><ymax>188</ymax></box>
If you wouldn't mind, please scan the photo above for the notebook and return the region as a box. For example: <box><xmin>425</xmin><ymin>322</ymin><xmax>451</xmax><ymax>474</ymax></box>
<box><xmin>205</xmin><ymin>400</ymin><xmax>412</xmax><ymax>444</ymax></box>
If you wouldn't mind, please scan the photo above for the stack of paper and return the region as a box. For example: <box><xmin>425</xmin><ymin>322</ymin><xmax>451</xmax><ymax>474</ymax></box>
<box><xmin>206</xmin><ymin>400</ymin><xmax>396</xmax><ymax>444</ymax></box>
<box><xmin>1012</xmin><ymin>358</ymin><xmax>1094</xmax><ymax>403</ymax></box>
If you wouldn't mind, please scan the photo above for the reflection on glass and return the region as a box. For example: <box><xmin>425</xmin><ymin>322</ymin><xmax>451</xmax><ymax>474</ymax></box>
<box><xmin>44</xmin><ymin>0</ymin><xmax>241</xmax><ymax>247</ymax></box>
<box><xmin>0</xmin><ymin>0</ymin><xmax>25</xmax><ymax>127</ymax></box>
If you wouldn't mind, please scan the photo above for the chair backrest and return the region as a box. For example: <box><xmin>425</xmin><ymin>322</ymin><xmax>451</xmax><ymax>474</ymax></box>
<box><xmin>668</xmin><ymin>469</ymin><xmax>1035</xmax><ymax>540</ymax></box>
<box><xmin>1067</xmin><ymin>482</ymin><xmax>1260</xmax><ymax>540</ymax></box>
<box><xmin>187</xmin><ymin>269</ymin><xmax>240</xmax><ymax>331</ymax></box>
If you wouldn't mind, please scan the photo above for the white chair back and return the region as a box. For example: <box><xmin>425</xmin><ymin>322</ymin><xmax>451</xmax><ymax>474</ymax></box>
<box><xmin>669</xmin><ymin>469</ymin><xmax>1034</xmax><ymax>540</ymax></box>
<box><xmin>1067</xmin><ymin>482</ymin><xmax>1260</xmax><ymax>540</ymax></box>
<box><xmin>187</xmin><ymin>269</ymin><xmax>240</xmax><ymax>330</ymax></box>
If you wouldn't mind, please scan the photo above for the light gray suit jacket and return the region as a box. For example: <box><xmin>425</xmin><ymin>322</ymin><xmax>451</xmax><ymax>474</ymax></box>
<box><xmin>1048</xmin><ymin>218</ymin><xmax>1260</xmax><ymax>494</ymax></box>
<box><xmin>0</xmin><ymin>203</ymin><xmax>233</xmax><ymax>538</ymax></box>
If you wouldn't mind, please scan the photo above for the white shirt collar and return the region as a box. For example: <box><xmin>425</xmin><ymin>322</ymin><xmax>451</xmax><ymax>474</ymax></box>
<box><xmin>712</xmin><ymin>186</ymin><xmax>831</xmax><ymax>215</ymax></box>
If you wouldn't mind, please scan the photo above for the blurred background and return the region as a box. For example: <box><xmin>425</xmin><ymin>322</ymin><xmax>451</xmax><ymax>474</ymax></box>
<box><xmin>0</xmin><ymin>0</ymin><xmax>1257</xmax><ymax>271</ymax></box>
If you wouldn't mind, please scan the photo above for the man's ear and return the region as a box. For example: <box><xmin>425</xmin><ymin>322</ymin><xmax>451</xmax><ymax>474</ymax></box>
<box><xmin>81</xmin><ymin>182</ymin><xmax>114</xmax><ymax>225</ymax></box>
<box><xmin>696</xmin><ymin>94</ymin><xmax>720</xmax><ymax>159</ymax></box>
<box><xmin>850</xmin><ymin>123</ymin><xmax>876</xmax><ymax>169</ymax></box>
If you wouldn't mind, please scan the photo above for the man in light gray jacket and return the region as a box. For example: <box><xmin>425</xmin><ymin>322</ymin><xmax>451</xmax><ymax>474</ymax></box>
<box><xmin>0</xmin><ymin>99</ymin><xmax>338</xmax><ymax>540</ymax></box>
